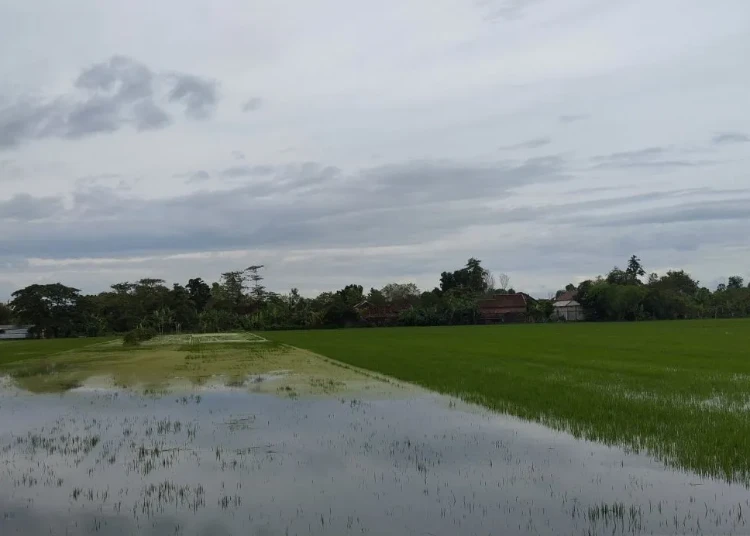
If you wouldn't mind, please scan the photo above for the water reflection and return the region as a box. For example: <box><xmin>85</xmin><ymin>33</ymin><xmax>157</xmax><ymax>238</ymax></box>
<box><xmin>1</xmin><ymin>387</ymin><xmax>748</xmax><ymax>535</ymax></box>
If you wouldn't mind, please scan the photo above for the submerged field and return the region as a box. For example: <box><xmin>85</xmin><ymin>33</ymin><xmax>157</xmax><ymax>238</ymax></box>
<box><xmin>267</xmin><ymin>319</ymin><xmax>750</xmax><ymax>483</ymax></box>
<box><xmin>0</xmin><ymin>333</ymin><xmax>397</xmax><ymax>396</ymax></box>
<box><xmin>2</xmin><ymin>322</ymin><xmax>750</xmax><ymax>534</ymax></box>
<box><xmin>2</xmin><ymin>320</ymin><xmax>750</xmax><ymax>484</ymax></box>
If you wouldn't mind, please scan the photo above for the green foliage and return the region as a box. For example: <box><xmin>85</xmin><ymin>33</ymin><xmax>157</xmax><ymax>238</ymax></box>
<box><xmin>440</xmin><ymin>258</ymin><xmax>491</xmax><ymax>295</ymax></box>
<box><xmin>727</xmin><ymin>275</ymin><xmax>744</xmax><ymax>289</ymax></box>
<box><xmin>122</xmin><ymin>326</ymin><xmax>157</xmax><ymax>346</ymax></box>
<box><xmin>9</xmin><ymin>283</ymin><xmax>82</xmax><ymax>338</ymax></box>
<box><xmin>0</xmin><ymin>337</ymin><xmax>114</xmax><ymax>367</ymax></box>
<box><xmin>0</xmin><ymin>302</ymin><xmax>12</xmax><ymax>324</ymax></box>
<box><xmin>186</xmin><ymin>278</ymin><xmax>211</xmax><ymax>312</ymax></box>
<box><xmin>122</xmin><ymin>331</ymin><xmax>140</xmax><ymax>346</ymax></box>
<box><xmin>5</xmin><ymin>254</ymin><xmax>749</xmax><ymax>335</ymax></box>
<box><xmin>269</xmin><ymin>319</ymin><xmax>750</xmax><ymax>482</ymax></box>
<box><xmin>578</xmin><ymin>256</ymin><xmax>749</xmax><ymax>321</ymax></box>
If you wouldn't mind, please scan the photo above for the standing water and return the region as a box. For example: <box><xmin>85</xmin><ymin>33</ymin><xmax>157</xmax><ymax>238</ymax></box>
<box><xmin>1</xmin><ymin>383</ymin><xmax>748</xmax><ymax>535</ymax></box>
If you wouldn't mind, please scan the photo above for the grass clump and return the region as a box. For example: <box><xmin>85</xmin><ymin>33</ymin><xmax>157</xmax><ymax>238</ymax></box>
<box><xmin>267</xmin><ymin>319</ymin><xmax>750</xmax><ymax>483</ymax></box>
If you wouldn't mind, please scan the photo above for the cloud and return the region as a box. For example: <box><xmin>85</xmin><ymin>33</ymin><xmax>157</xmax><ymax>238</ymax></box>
<box><xmin>712</xmin><ymin>132</ymin><xmax>749</xmax><ymax>145</ymax></box>
<box><xmin>0</xmin><ymin>156</ymin><xmax>571</xmax><ymax>259</ymax></box>
<box><xmin>173</xmin><ymin>170</ymin><xmax>211</xmax><ymax>183</ymax></box>
<box><xmin>0</xmin><ymin>159</ymin><xmax>24</xmax><ymax>181</ymax></box>
<box><xmin>220</xmin><ymin>165</ymin><xmax>275</xmax><ymax>178</ymax></box>
<box><xmin>479</xmin><ymin>0</ymin><xmax>544</xmax><ymax>21</ymax></box>
<box><xmin>242</xmin><ymin>98</ymin><xmax>263</xmax><ymax>112</ymax></box>
<box><xmin>590</xmin><ymin>146</ymin><xmax>714</xmax><ymax>170</ymax></box>
<box><xmin>595</xmin><ymin>147</ymin><xmax>666</xmax><ymax>161</ymax></box>
<box><xmin>559</xmin><ymin>114</ymin><xmax>588</xmax><ymax>124</ymax></box>
<box><xmin>2</xmin><ymin>1</ymin><xmax>750</xmax><ymax>298</ymax></box>
<box><xmin>75</xmin><ymin>55</ymin><xmax>154</xmax><ymax>100</ymax></box>
<box><xmin>0</xmin><ymin>193</ymin><xmax>64</xmax><ymax>221</ymax></box>
<box><xmin>581</xmin><ymin>198</ymin><xmax>750</xmax><ymax>227</ymax></box>
<box><xmin>168</xmin><ymin>73</ymin><xmax>218</xmax><ymax>120</ymax></box>
<box><xmin>498</xmin><ymin>137</ymin><xmax>551</xmax><ymax>151</ymax></box>
<box><xmin>187</xmin><ymin>170</ymin><xmax>211</xmax><ymax>183</ymax></box>
<box><xmin>132</xmin><ymin>100</ymin><xmax>172</xmax><ymax>130</ymax></box>
<box><xmin>0</xmin><ymin>56</ymin><xmax>216</xmax><ymax>149</ymax></box>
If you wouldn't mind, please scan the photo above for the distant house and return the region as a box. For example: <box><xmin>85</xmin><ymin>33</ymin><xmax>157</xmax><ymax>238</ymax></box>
<box><xmin>478</xmin><ymin>293</ymin><xmax>536</xmax><ymax>323</ymax></box>
<box><xmin>552</xmin><ymin>291</ymin><xmax>585</xmax><ymax>321</ymax></box>
<box><xmin>355</xmin><ymin>301</ymin><xmax>412</xmax><ymax>326</ymax></box>
<box><xmin>0</xmin><ymin>325</ymin><xmax>32</xmax><ymax>340</ymax></box>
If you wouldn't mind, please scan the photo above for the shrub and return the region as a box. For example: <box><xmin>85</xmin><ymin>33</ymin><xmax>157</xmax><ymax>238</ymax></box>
<box><xmin>122</xmin><ymin>331</ymin><xmax>140</xmax><ymax>346</ymax></box>
<box><xmin>122</xmin><ymin>327</ymin><xmax>157</xmax><ymax>346</ymax></box>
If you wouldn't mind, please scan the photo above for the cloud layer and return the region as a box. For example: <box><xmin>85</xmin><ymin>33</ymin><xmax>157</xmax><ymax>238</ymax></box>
<box><xmin>1</xmin><ymin>0</ymin><xmax>749</xmax><ymax>298</ymax></box>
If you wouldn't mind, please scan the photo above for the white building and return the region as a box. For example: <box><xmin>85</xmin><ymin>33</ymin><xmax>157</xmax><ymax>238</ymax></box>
<box><xmin>552</xmin><ymin>291</ymin><xmax>585</xmax><ymax>321</ymax></box>
<box><xmin>0</xmin><ymin>325</ymin><xmax>32</xmax><ymax>340</ymax></box>
<box><xmin>552</xmin><ymin>300</ymin><xmax>585</xmax><ymax>321</ymax></box>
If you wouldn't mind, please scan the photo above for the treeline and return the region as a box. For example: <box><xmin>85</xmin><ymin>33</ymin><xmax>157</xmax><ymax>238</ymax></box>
<box><xmin>576</xmin><ymin>256</ymin><xmax>750</xmax><ymax>321</ymax></box>
<box><xmin>1</xmin><ymin>256</ymin><xmax>748</xmax><ymax>338</ymax></box>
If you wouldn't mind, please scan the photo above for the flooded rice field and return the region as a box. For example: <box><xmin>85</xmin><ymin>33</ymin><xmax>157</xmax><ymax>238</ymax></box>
<box><xmin>2</xmin><ymin>381</ymin><xmax>749</xmax><ymax>536</ymax></box>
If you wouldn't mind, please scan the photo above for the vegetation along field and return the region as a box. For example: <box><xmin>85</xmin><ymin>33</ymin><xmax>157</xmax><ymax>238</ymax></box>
<box><xmin>268</xmin><ymin>319</ymin><xmax>750</xmax><ymax>483</ymax></box>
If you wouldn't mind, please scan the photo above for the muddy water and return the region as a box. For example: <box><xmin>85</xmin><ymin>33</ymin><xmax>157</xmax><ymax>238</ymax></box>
<box><xmin>1</xmin><ymin>386</ymin><xmax>748</xmax><ymax>536</ymax></box>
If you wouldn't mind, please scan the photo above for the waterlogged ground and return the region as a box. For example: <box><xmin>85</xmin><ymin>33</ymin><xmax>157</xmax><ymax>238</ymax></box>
<box><xmin>2</xmin><ymin>333</ymin><xmax>750</xmax><ymax>535</ymax></box>
<box><xmin>2</xmin><ymin>383</ymin><xmax>750</xmax><ymax>536</ymax></box>
<box><xmin>3</xmin><ymin>334</ymin><xmax>400</xmax><ymax>396</ymax></box>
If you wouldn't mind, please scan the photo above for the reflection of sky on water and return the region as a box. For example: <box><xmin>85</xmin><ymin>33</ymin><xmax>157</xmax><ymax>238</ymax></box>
<box><xmin>1</xmin><ymin>388</ymin><xmax>748</xmax><ymax>535</ymax></box>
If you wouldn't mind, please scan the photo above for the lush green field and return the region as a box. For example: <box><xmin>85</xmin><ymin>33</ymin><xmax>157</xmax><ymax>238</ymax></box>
<box><xmin>0</xmin><ymin>337</ymin><xmax>114</xmax><ymax>366</ymax></box>
<box><xmin>267</xmin><ymin>320</ymin><xmax>750</xmax><ymax>482</ymax></box>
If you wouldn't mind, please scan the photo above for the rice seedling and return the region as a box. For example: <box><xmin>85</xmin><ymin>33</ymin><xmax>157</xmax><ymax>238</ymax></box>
<box><xmin>267</xmin><ymin>319</ymin><xmax>750</xmax><ymax>482</ymax></box>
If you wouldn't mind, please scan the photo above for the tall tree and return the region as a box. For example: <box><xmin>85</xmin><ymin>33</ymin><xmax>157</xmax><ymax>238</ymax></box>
<box><xmin>380</xmin><ymin>283</ymin><xmax>420</xmax><ymax>305</ymax></box>
<box><xmin>9</xmin><ymin>283</ymin><xmax>82</xmax><ymax>338</ymax></box>
<box><xmin>220</xmin><ymin>271</ymin><xmax>247</xmax><ymax>307</ymax></box>
<box><xmin>497</xmin><ymin>273</ymin><xmax>511</xmax><ymax>291</ymax></box>
<box><xmin>440</xmin><ymin>258</ymin><xmax>491</xmax><ymax>295</ymax></box>
<box><xmin>246</xmin><ymin>265</ymin><xmax>266</xmax><ymax>302</ymax></box>
<box><xmin>0</xmin><ymin>302</ymin><xmax>12</xmax><ymax>324</ymax></box>
<box><xmin>186</xmin><ymin>278</ymin><xmax>212</xmax><ymax>312</ymax></box>
<box><xmin>728</xmin><ymin>276</ymin><xmax>745</xmax><ymax>289</ymax></box>
<box><xmin>366</xmin><ymin>288</ymin><xmax>387</xmax><ymax>306</ymax></box>
<box><xmin>625</xmin><ymin>255</ymin><xmax>646</xmax><ymax>284</ymax></box>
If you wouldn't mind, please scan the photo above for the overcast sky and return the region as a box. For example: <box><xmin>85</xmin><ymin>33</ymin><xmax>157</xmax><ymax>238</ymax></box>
<box><xmin>1</xmin><ymin>0</ymin><xmax>749</xmax><ymax>300</ymax></box>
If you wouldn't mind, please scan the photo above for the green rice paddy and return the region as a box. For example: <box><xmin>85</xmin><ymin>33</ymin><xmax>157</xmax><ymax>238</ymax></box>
<box><xmin>267</xmin><ymin>319</ymin><xmax>750</xmax><ymax>483</ymax></box>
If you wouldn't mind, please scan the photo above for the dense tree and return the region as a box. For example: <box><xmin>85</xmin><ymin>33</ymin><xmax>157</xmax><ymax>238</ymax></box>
<box><xmin>9</xmin><ymin>283</ymin><xmax>82</xmax><ymax>338</ymax></box>
<box><xmin>728</xmin><ymin>276</ymin><xmax>745</xmax><ymax>289</ymax></box>
<box><xmin>220</xmin><ymin>271</ymin><xmax>247</xmax><ymax>308</ymax></box>
<box><xmin>651</xmin><ymin>270</ymin><xmax>699</xmax><ymax>296</ymax></box>
<box><xmin>366</xmin><ymin>288</ymin><xmax>387</xmax><ymax>306</ymax></box>
<box><xmin>380</xmin><ymin>283</ymin><xmax>420</xmax><ymax>305</ymax></box>
<box><xmin>626</xmin><ymin>255</ymin><xmax>646</xmax><ymax>284</ymax></box>
<box><xmin>440</xmin><ymin>258</ymin><xmax>492</xmax><ymax>295</ymax></box>
<box><xmin>0</xmin><ymin>302</ymin><xmax>12</xmax><ymax>324</ymax></box>
<box><xmin>246</xmin><ymin>265</ymin><xmax>266</xmax><ymax>302</ymax></box>
<box><xmin>3</xmin><ymin>255</ymin><xmax>749</xmax><ymax>337</ymax></box>
<box><xmin>186</xmin><ymin>278</ymin><xmax>212</xmax><ymax>312</ymax></box>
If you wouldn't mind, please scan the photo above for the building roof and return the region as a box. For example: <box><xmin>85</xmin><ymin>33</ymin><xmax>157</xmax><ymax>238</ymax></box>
<box><xmin>553</xmin><ymin>300</ymin><xmax>581</xmax><ymax>308</ymax></box>
<box><xmin>554</xmin><ymin>290</ymin><xmax>577</xmax><ymax>303</ymax></box>
<box><xmin>478</xmin><ymin>292</ymin><xmax>535</xmax><ymax>309</ymax></box>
